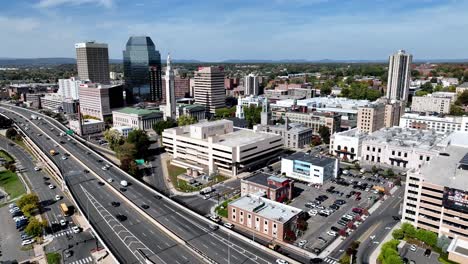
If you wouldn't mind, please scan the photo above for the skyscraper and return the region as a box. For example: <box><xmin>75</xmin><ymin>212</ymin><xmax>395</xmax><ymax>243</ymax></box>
<box><xmin>123</xmin><ymin>36</ymin><xmax>162</xmax><ymax>102</ymax></box>
<box><xmin>244</xmin><ymin>73</ymin><xmax>259</xmax><ymax>95</ymax></box>
<box><xmin>386</xmin><ymin>50</ymin><xmax>412</xmax><ymax>101</ymax></box>
<box><xmin>194</xmin><ymin>66</ymin><xmax>225</xmax><ymax>115</ymax></box>
<box><xmin>75</xmin><ymin>42</ymin><xmax>110</xmax><ymax>84</ymax></box>
<box><xmin>165</xmin><ymin>54</ymin><xmax>176</xmax><ymax>120</ymax></box>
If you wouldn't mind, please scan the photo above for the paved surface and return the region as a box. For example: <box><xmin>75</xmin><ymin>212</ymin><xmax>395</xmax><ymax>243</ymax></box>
<box><xmin>0</xmin><ymin>137</ymin><xmax>97</xmax><ymax>264</ymax></box>
<box><xmin>400</xmin><ymin>243</ymin><xmax>440</xmax><ymax>264</ymax></box>
<box><xmin>0</xmin><ymin>206</ymin><xmax>34</xmax><ymax>262</ymax></box>
<box><xmin>2</xmin><ymin>105</ymin><xmax>288</xmax><ymax>264</ymax></box>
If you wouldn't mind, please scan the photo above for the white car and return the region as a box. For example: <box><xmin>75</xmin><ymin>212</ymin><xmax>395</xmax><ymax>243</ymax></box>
<box><xmin>8</xmin><ymin>203</ymin><xmax>16</xmax><ymax>209</ymax></box>
<box><xmin>203</xmin><ymin>194</ymin><xmax>211</xmax><ymax>200</ymax></box>
<box><xmin>223</xmin><ymin>223</ymin><xmax>234</xmax><ymax>229</ymax></box>
<box><xmin>308</xmin><ymin>210</ymin><xmax>318</xmax><ymax>216</ymax></box>
<box><xmin>61</xmin><ymin>156</ymin><xmax>67</xmax><ymax>160</ymax></box>
<box><xmin>209</xmin><ymin>215</ymin><xmax>220</xmax><ymax>223</ymax></box>
<box><xmin>48</xmin><ymin>184</ymin><xmax>55</xmax><ymax>189</ymax></box>
<box><xmin>101</xmin><ymin>166</ymin><xmax>108</xmax><ymax>171</ymax></box>
<box><xmin>55</xmin><ymin>195</ymin><xmax>61</xmax><ymax>201</ymax></box>
<box><xmin>60</xmin><ymin>219</ymin><xmax>67</xmax><ymax>226</ymax></box>
<box><xmin>34</xmin><ymin>167</ymin><xmax>41</xmax><ymax>171</ymax></box>
<box><xmin>327</xmin><ymin>231</ymin><xmax>337</xmax><ymax>236</ymax></box>
<box><xmin>107</xmin><ymin>178</ymin><xmax>114</xmax><ymax>183</ymax></box>
<box><xmin>14</xmin><ymin>216</ymin><xmax>27</xmax><ymax>222</ymax></box>
<box><xmin>72</xmin><ymin>226</ymin><xmax>80</xmax><ymax>233</ymax></box>
<box><xmin>298</xmin><ymin>240</ymin><xmax>308</xmax><ymax>247</ymax></box>
<box><xmin>21</xmin><ymin>239</ymin><xmax>35</xmax><ymax>246</ymax></box>
<box><xmin>410</xmin><ymin>244</ymin><xmax>417</xmax><ymax>252</ymax></box>
<box><xmin>105</xmin><ymin>164</ymin><xmax>111</xmax><ymax>168</ymax></box>
<box><xmin>276</xmin><ymin>260</ymin><xmax>288</xmax><ymax>264</ymax></box>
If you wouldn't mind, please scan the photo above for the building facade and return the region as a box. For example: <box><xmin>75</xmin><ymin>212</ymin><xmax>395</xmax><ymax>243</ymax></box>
<box><xmin>281</xmin><ymin>152</ymin><xmax>339</xmax><ymax>184</ymax></box>
<box><xmin>254</xmin><ymin>121</ymin><xmax>313</xmax><ymax>149</ymax></box>
<box><xmin>330</xmin><ymin>128</ymin><xmax>367</xmax><ymax>161</ymax></box>
<box><xmin>112</xmin><ymin>107</ymin><xmax>163</xmax><ymax>130</ymax></box>
<box><xmin>123</xmin><ymin>36</ymin><xmax>162</xmax><ymax>102</ymax></box>
<box><xmin>411</xmin><ymin>92</ymin><xmax>456</xmax><ymax>114</ymax></box>
<box><xmin>241</xmin><ymin>173</ymin><xmax>294</xmax><ymax>202</ymax></box>
<box><xmin>193</xmin><ymin>67</ymin><xmax>225</xmax><ymax>115</ymax></box>
<box><xmin>284</xmin><ymin>111</ymin><xmax>341</xmax><ymax>135</ymax></box>
<box><xmin>111</xmin><ymin>126</ymin><xmax>134</xmax><ymax>138</ymax></box>
<box><xmin>58</xmin><ymin>77</ymin><xmax>81</xmax><ymax>100</ymax></box>
<box><xmin>165</xmin><ymin>54</ymin><xmax>176</xmax><ymax>120</ymax></box>
<box><xmin>75</xmin><ymin>42</ymin><xmax>110</xmax><ymax>84</ymax></box>
<box><xmin>245</xmin><ymin>73</ymin><xmax>259</xmax><ymax>96</ymax></box>
<box><xmin>41</xmin><ymin>94</ymin><xmax>64</xmax><ymax>112</ymax></box>
<box><xmin>387</xmin><ymin>50</ymin><xmax>412</xmax><ymax>101</ymax></box>
<box><xmin>68</xmin><ymin>119</ymin><xmax>105</xmax><ymax>136</ymax></box>
<box><xmin>399</xmin><ymin>113</ymin><xmax>468</xmax><ymax>133</ymax></box>
<box><xmin>456</xmin><ymin>82</ymin><xmax>468</xmax><ymax>94</ymax></box>
<box><xmin>357</xmin><ymin>100</ymin><xmax>403</xmax><ymax>133</ymax></box>
<box><xmin>78</xmin><ymin>83</ymin><xmax>124</xmax><ymax>120</ymax></box>
<box><xmin>162</xmin><ymin>120</ymin><xmax>283</xmax><ymax>177</ymax></box>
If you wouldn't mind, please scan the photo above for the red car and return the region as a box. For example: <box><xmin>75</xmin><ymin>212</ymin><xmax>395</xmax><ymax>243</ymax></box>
<box><xmin>355</xmin><ymin>196</ymin><xmax>362</xmax><ymax>201</ymax></box>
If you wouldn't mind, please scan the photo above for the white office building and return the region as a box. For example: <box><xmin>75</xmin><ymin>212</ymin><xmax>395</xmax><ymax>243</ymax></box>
<box><xmin>244</xmin><ymin>73</ymin><xmax>259</xmax><ymax>96</ymax></box>
<box><xmin>162</xmin><ymin>120</ymin><xmax>283</xmax><ymax>177</ymax></box>
<box><xmin>111</xmin><ymin>126</ymin><xmax>133</xmax><ymax>138</ymax></box>
<box><xmin>387</xmin><ymin>50</ymin><xmax>412</xmax><ymax>101</ymax></box>
<box><xmin>68</xmin><ymin>119</ymin><xmax>105</xmax><ymax>136</ymax></box>
<box><xmin>281</xmin><ymin>152</ymin><xmax>339</xmax><ymax>184</ymax></box>
<box><xmin>330</xmin><ymin>128</ymin><xmax>368</xmax><ymax>162</ymax></box>
<box><xmin>112</xmin><ymin>107</ymin><xmax>163</xmax><ymax>130</ymax></box>
<box><xmin>58</xmin><ymin>77</ymin><xmax>81</xmax><ymax>100</ymax></box>
<box><xmin>411</xmin><ymin>92</ymin><xmax>457</xmax><ymax>114</ymax></box>
<box><xmin>399</xmin><ymin>113</ymin><xmax>468</xmax><ymax>133</ymax></box>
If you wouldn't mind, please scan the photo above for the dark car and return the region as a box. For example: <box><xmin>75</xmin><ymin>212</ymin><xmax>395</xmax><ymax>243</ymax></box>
<box><xmin>115</xmin><ymin>214</ymin><xmax>127</xmax><ymax>222</ymax></box>
<box><xmin>97</xmin><ymin>181</ymin><xmax>105</xmax><ymax>186</ymax></box>
<box><xmin>392</xmin><ymin>216</ymin><xmax>400</xmax><ymax>221</ymax></box>
<box><xmin>43</xmin><ymin>176</ymin><xmax>49</xmax><ymax>181</ymax></box>
<box><xmin>330</xmin><ymin>204</ymin><xmax>339</xmax><ymax>210</ymax></box>
<box><xmin>334</xmin><ymin>200</ymin><xmax>346</xmax><ymax>205</ymax></box>
<box><xmin>310</xmin><ymin>258</ymin><xmax>323</xmax><ymax>264</ymax></box>
<box><xmin>120</xmin><ymin>187</ymin><xmax>127</xmax><ymax>192</ymax></box>
<box><xmin>83</xmin><ymin>169</ymin><xmax>89</xmax><ymax>173</ymax></box>
<box><xmin>141</xmin><ymin>204</ymin><xmax>149</xmax><ymax>209</ymax></box>
<box><xmin>154</xmin><ymin>195</ymin><xmax>162</xmax><ymax>200</ymax></box>
<box><xmin>330</xmin><ymin>226</ymin><xmax>340</xmax><ymax>232</ymax></box>
<box><xmin>424</xmin><ymin>248</ymin><xmax>431</xmax><ymax>257</ymax></box>
<box><xmin>111</xmin><ymin>202</ymin><xmax>120</xmax><ymax>207</ymax></box>
<box><xmin>97</xmin><ymin>159</ymin><xmax>103</xmax><ymax>163</ymax></box>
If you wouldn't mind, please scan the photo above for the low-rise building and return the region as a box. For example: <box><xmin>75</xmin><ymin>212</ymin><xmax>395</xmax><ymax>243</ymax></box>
<box><xmin>241</xmin><ymin>173</ymin><xmax>293</xmax><ymax>202</ymax></box>
<box><xmin>24</xmin><ymin>93</ymin><xmax>43</xmax><ymax>109</ymax></box>
<box><xmin>281</xmin><ymin>152</ymin><xmax>339</xmax><ymax>184</ymax></box>
<box><xmin>357</xmin><ymin>99</ymin><xmax>403</xmax><ymax>133</ymax></box>
<box><xmin>227</xmin><ymin>194</ymin><xmax>304</xmax><ymax>242</ymax></box>
<box><xmin>447</xmin><ymin>236</ymin><xmax>468</xmax><ymax>263</ymax></box>
<box><xmin>399</xmin><ymin>113</ymin><xmax>468</xmax><ymax>133</ymax></box>
<box><xmin>456</xmin><ymin>82</ymin><xmax>468</xmax><ymax>94</ymax></box>
<box><xmin>112</xmin><ymin>107</ymin><xmax>163</xmax><ymax>130</ymax></box>
<box><xmin>441</xmin><ymin>77</ymin><xmax>459</xmax><ymax>87</ymax></box>
<box><xmin>283</xmin><ymin>111</ymin><xmax>341</xmax><ymax>135</ymax></box>
<box><xmin>330</xmin><ymin>128</ymin><xmax>367</xmax><ymax>162</ymax></box>
<box><xmin>41</xmin><ymin>93</ymin><xmax>64</xmax><ymax>112</ymax></box>
<box><xmin>68</xmin><ymin>119</ymin><xmax>105</xmax><ymax>136</ymax></box>
<box><xmin>402</xmin><ymin>132</ymin><xmax>468</xmax><ymax>244</ymax></box>
<box><xmin>411</xmin><ymin>92</ymin><xmax>457</xmax><ymax>114</ymax></box>
<box><xmin>111</xmin><ymin>126</ymin><xmax>133</xmax><ymax>138</ymax></box>
<box><xmin>254</xmin><ymin>120</ymin><xmax>312</xmax><ymax>149</ymax></box>
<box><xmin>162</xmin><ymin>120</ymin><xmax>283</xmax><ymax>177</ymax></box>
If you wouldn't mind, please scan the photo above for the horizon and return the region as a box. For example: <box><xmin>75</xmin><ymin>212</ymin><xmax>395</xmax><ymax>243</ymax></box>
<box><xmin>1</xmin><ymin>1</ymin><xmax>468</xmax><ymax>60</ymax></box>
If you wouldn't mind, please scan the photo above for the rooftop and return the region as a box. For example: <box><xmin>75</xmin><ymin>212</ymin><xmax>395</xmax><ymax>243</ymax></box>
<box><xmin>284</xmin><ymin>152</ymin><xmax>337</xmax><ymax>167</ymax></box>
<box><xmin>273</xmin><ymin>97</ymin><xmax>371</xmax><ymax>109</ymax></box>
<box><xmin>217</xmin><ymin>128</ymin><xmax>279</xmax><ymax>147</ymax></box>
<box><xmin>401</xmin><ymin>113</ymin><xmax>466</xmax><ymax>123</ymax></box>
<box><xmin>457</xmin><ymin>82</ymin><xmax>468</xmax><ymax>88</ymax></box>
<box><xmin>113</xmin><ymin>107</ymin><xmax>162</xmax><ymax>116</ymax></box>
<box><xmin>332</xmin><ymin>127</ymin><xmax>368</xmax><ymax>138</ymax></box>
<box><xmin>417</xmin><ymin>132</ymin><xmax>468</xmax><ymax>189</ymax></box>
<box><xmin>82</xmin><ymin>119</ymin><xmax>104</xmax><ymax>124</ymax></box>
<box><xmin>229</xmin><ymin>194</ymin><xmax>301</xmax><ymax>223</ymax></box>
<box><xmin>243</xmin><ymin>172</ymin><xmax>289</xmax><ymax>190</ymax></box>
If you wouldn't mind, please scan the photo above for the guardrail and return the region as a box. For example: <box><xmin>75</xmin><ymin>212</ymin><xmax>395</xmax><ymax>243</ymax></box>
<box><xmin>2</xmin><ymin>104</ymin><xmax>304</xmax><ymax>264</ymax></box>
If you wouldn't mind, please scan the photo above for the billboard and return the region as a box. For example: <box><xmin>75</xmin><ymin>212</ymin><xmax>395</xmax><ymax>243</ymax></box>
<box><xmin>443</xmin><ymin>187</ymin><xmax>468</xmax><ymax>213</ymax></box>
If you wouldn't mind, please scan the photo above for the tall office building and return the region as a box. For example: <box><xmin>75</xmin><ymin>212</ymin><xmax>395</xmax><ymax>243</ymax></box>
<box><xmin>123</xmin><ymin>36</ymin><xmax>162</xmax><ymax>102</ymax></box>
<box><xmin>165</xmin><ymin>54</ymin><xmax>176</xmax><ymax>120</ymax></box>
<box><xmin>244</xmin><ymin>73</ymin><xmax>259</xmax><ymax>95</ymax></box>
<box><xmin>194</xmin><ymin>66</ymin><xmax>225</xmax><ymax>115</ymax></box>
<box><xmin>75</xmin><ymin>42</ymin><xmax>110</xmax><ymax>84</ymax></box>
<box><xmin>386</xmin><ymin>50</ymin><xmax>412</xmax><ymax>101</ymax></box>
<box><xmin>58</xmin><ymin>77</ymin><xmax>81</xmax><ymax>100</ymax></box>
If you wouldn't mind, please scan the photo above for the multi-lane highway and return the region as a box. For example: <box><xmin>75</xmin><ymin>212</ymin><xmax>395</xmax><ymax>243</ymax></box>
<box><xmin>1</xmin><ymin>104</ymin><xmax>297</xmax><ymax>264</ymax></box>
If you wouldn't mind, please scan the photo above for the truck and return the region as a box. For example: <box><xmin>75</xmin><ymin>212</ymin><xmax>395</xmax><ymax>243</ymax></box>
<box><xmin>50</xmin><ymin>149</ymin><xmax>57</xmax><ymax>156</ymax></box>
<box><xmin>120</xmin><ymin>180</ymin><xmax>128</xmax><ymax>187</ymax></box>
<box><xmin>30</xmin><ymin>114</ymin><xmax>38</xmax><ymax>120</ymax></box>
<box><xmin>199</xmin><ymin>187</ymin><xmax>213</xmax><ymax>195</ymax></box>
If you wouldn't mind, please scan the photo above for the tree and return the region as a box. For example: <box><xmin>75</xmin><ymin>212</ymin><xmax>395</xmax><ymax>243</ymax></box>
<box><xmin>120</xmin><ymin>156</ymin><xmax>140</xmax><ymax>177</ymax></box>
<box><xmin>5</xmin><ymin>128</ymin><xmax>17</xmax><ymax>139</ymax></box>
<box><xmin>371</xmin><ymin>165</ymin><xmax>378</xmax><ymax>173</ymax></box>
<box><xmin>17</xmin><ymin>193</ymin><xmax>39</xmax><ymax>210</ymax></box>
<box><xmin>215</xmin><ymin>107</ymin><xmax>236</xmax><ymax>118</ymax></box>
<box><xmin>225</xmin><ymin>96</ymin><xmax>238</xmax><ymax>108</ymax></box>
<box><xmin>103</xmin><ymin>129</ymin><xmax>124</xmax><ymax>150</ymax></box>
<box><xmin>25</xmin><ymin>218</ymin><xmax>46</xmax><ymax>237</ymax></box>
<box><xmin>0</xmin><ymin>115</ymin><xmax>13</xmax><ymax>128</ymax></box>
<box><xmin>318</xmin><ymin>126</ymin><xmax>330</xmax><ymax>144</ymax></box>
<box><xmin>153</xmin><ymin>119</ymin><xmax>177</xmax><ymax>135</ymax></box>
<box><xmin>456</xmin><ymin>90</ymin><xmax>468</xmax><ymax>105</ymax></box>
<box><xmin>177</xmin><ymin>115</ymin><xmax>197</xmax><ymax>126</ymax></box>
<box><xmin>401</xmin><ymin>222</ymin><xmax>416</xmax><ymax>239</ymax></box>
<box><xmin>127</xmin><ymin>130</ymin><xmax>151</xmax><ymax>159</ymax></box>
<box><xmin>22</xmin><ymin>203</ymin><xmax>38</xmax><ymax>217</ymax></box>
<box><xmin>414</xmin><ymin>90</ymin><xmax>429</xmax><ymax>97</ymax></box>
<box><xmin>244</xmin><ymin>106</ymin><xmax>262</xmax><ymax>128</ymax></box>
<box><xmin>420</xmin><ymin>82</ymin><xmax>434</xmax><ymax>93</ymax></box>
<box><xmin>392</xmin><ymin>228</ymin><xmax>404</xmax><ymax>240</ymax></box>
<box><xmin>385</xmin><ymin>169</ymin><xmax>395</xmax><ymax>177</ymax></box>
<box><xmin>115</xmin><ymin>142</ymin><xmax>137</xmax><ymax>160</ymax></box>
<box><xmin>450</xmin><ymin>104</ymin><xmax>465</xmax><ymax>116</ymax></box>
<box><xmin>311</xmin><ymin>136</ymin><xmax>322</xmax><ymax>146</ymax></box>
<box><xmin>320</xmin><ymin>85</ymin><xmax>332</xmax><ymax>96</ymax></box>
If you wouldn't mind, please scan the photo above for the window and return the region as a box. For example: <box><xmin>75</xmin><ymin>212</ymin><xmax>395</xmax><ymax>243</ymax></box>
<box><xmin>378</xmin><ymin>148</ymin><xmax>381</xmax><ymax>153</ymax></box>
<box><xmin>420</xmin><ymin>155</ymin><xmax>423</xmax><ymax>160</ymax></box>
<box><xmin>351</xmin><ymin>148</ymin><xmax>355</xmax><ymax>153</ymax></box>
<box><xmin>372</xmin><ymin>147</ymin><xmax>375</xmax><ymax>152</ymax></box>
<box><xmin>367</xmin><ymin>146</ymin><xmax>370</xmax><ymax>151</ymax></box>
<box><xmin>398</xmin><ymin>151</ymin><xmax>401</xmax><ymax>157</ymax></box>
<box><xmin>392</xmin><ymin>150</ymin><xmax>395</xmax><ymax>155</ymax></box>
<box><xmin>404</xmin><ymin>153</ymin><xmax>407</xmax><ymax>158</ymax></box>
<box><xmin>426</xmin><ymin>157</ymin><xmax>430</xmax><ymax>161</ymax></box>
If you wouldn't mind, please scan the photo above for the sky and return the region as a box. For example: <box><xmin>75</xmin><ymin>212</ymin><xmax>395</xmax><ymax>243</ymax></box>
<box><xmin>1</xmin><ymin>0</ymin><xmax>468</xmax><ymax>61</ymax></box>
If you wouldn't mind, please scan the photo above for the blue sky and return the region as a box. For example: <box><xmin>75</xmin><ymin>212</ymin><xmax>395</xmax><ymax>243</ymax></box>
<box><xmin>1</xmin><ymin>0</ymin><xmax>468</xmax><ymax>61</ymax></box>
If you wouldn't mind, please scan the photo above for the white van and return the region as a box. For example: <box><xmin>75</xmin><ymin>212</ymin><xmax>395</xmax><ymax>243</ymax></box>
<box><xmin>120</xmin><ymin>180</ymin><xmax>128</xmax><ymax>187</ymax></box>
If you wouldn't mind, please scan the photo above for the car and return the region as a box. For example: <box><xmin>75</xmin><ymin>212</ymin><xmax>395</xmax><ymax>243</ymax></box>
<box><xmin>60</xmin><ymin>219</ymin><xmax>67</xmax><ymax>226</ymax></box>
<box><xmin>316</xmin><ymin>205</ymin><xmax>325</xmax><ymax>210</ymax></box>
<box><xmin>21</xmin><ymin>239</ymin><xmax>35</xmax><ymax>246</ymax></box>
<box><xmin>97</xmin><ymin>181</ymin><xmax>105</xmax><ymax>186</ymax></box>
<box><xmin>64</xmin><ymin>249</ymin><xmax>73</xmax><ymax>258</ymax></box>
<box><xmin>310</xmin><ymin>258</ymin><xmax>323</xmax><ymax>264</ymax></box>
<box><xmin>115</xmin><ymin>214</ymin><xmax>127</xmax><ymax>222</ymax></box>
<box><xmin>97</xmin><ymin>159</ymin><xmax>103</xmax><ymax>163</ymax></box>
<box><xmin>330</xmin><ymin>204</ymin><xmax>339</xmax><ymax>210</ymax></box>
<box><xmin>335</xmin><ymin>199</ymin><xmax>346</xmax><ymax>205</ymax></box>
<box><xmin>141</xmin><ymin>204</ymin><xmax>149</xmax><ymax>209</ymax></box>
<box><xmin>34</xmin><ymin>167</ymin><xmax>41</xmax><ymax>171</ymax></box>
<box><xmin>8</xmin><ymin>203</ymin><xmax>17</xmax><ymax>209</ymax></box>
<box><xmin>224</xmin><ymin>223</ymin><xmax>234</xmax><ymax>229</ymax></box>
<box><xmin>48</xmin><ymin>184</ymin><xmax>55</xmax><ymax>189</ymax></box>
<box><xmin>409</xmin><ymin>244</ymin><xmax>417</xmax><ymax>252</ymax></box>
<box><xmin>55</xmin><ymin>195</ymin><xmax>61</xmax><ymax>201</ymax></box>
<box><xmin>305</xmin><ymin>202</ymin><xmax>315</xmax><ymax>209</ymax></box>
<box><xmin>21</xmin><ymin>233</ymin><xmax>33</xmax><ymax>240</ymax></box>
<box><xmin>210</xmin><ymin>215</ymin><xmax>221</xmax><ymax>223</ymax></box>
<box><xmin>14</xmin><ymin>216</ymin><xmax>27</xmax><ymax>222</ymax></box>
<box><xmin>86</xmin><ymin>151</ymin><xmax>91</xmax><ymax>155</ymax></box>
<box><xmin>352</xmin><ymin>208</ymin><xmax>363</xmax><ymax>214</ymax></box>
<box><xmin>327</xmin><ymin>231</ymin><xmax>337</xmax><ymax>236</ymax></box>
<box><xmin>308</xmin><ymin>210</ymin><xmax>318</xmax><ymax>216</ymax></box>
<box><xmin>83</xmin><ymin>169</ymin><xmax>89</xmax><ymax>173</ymax></box>
<box><xmin>392</xmin><ymin>216</ymin><xmax>400</xmax><ymax>221</ymax></box>
<box><xmin>318</xmin><ymin>237</ymin><xmax>327</xmax><ymax>243</ymax></box>
<box><xmin>61</xmin><ymin>156</ymin><xmax>67</xmax><ymax>160</ymax></box>
<box><xmin>203</xmin><ymin>194</ymin><xmax>211</xmax><ymax>200</ymax></box>
<box><xmin>356</xmin><ymin>196</ymin><xmax>361</xmax><ymax>201</ymax></box>
<box><xmin>276</xmin><ymin>259</ymin><xmax>289</xmax><ymax>264</ymax></box>
<box><xmin>424</xmin><ymin>248</ymin><xmax>431</xmax><ymax>257</ymax></box>
<box><xmin>330</xmin><ymin>226</ymin><xmax>340</xmax><ymax>232</ymax></box>
<box><xmin>298</xmin><ymin>240</ymin><xmax>308</xmax><ymax>247</ymax></box>
<box><xmin>154</xmin><ymin>195</ymin><xmax>162</xmax><ymax>200</ymax></box>
<box><xmin>105</xmin><ymin>164</ymin><xmax>111</xmax><ymax>168</ymax></box>
<box><xmin>209</xmin><ymin>224</ymin><xmax>219</xmax><ymax>231</ymax></box>
<box><xmin>101</xmin><ymin>166</ymin><xmax>108</xmax><ymax>171</ymax></box>
<box><xmin>107</xmin><ymin>178</ymin><xmax>113</xmax><ymax>183</ymax></box>
<box><xmin>72</xmin><ymin>226</ymin><xmax>80</xmax><ymax>233</ymax></box>
<box><xmin>120</xmin><ymin>187</ymin><xmax>127</xmax><ymax>192</ymax></box>
<box><xmin>337</xmin><ymin>220</ymin><xmax>347</xmax><ymax>226</ymax></box>
<box><xmin>111</xmin><ymin>201</ymin><xmax>120</xmax><ymax>207</ymax></box>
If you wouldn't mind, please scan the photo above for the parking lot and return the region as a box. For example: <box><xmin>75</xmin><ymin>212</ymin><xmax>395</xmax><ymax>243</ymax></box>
<box><xmin>0</xmin><ymin>206</ymin><xmax>34</xmax><ymax>262</ymax></box>
<box><xmin>400</xmin><ymin>243</ymin><xmax>440</xmax><ymax>264</ymax></box>
<box><xmin>289</xmin><ymin>169</ymin><xmax>389</xmax><ymax>254</ymax></box>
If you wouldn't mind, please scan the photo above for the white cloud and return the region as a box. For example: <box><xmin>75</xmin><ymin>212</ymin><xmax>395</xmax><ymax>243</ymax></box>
<box><xmin>36</xmin><ymin>0</ymin><xmax>114</xmax><ymax>9</ymax></box>
<box><xmin>0</xmin><ymin>16</ymin><xmax>41</xmax><ymax>32</ymax></box>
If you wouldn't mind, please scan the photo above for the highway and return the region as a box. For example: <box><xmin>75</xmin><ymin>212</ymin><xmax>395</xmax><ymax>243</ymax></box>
<box><xmin>1</xmin><ymin>105</ymin><xmax>293</xmax><ymax>264</ymax></box>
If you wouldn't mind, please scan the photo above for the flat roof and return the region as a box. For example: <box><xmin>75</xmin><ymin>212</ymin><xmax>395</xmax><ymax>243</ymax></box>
<box><xmin>244</xmin><ymin>172</ymin><xmax>289</xmax><ymax>190</ymax></box>
<box><xmin>285</xmin><ymin>152</ymin><xmax>336</xmax><ymax>167</ymax></box>
<box><xmin>82</xmin><ymin>119</ymin><xmax>104</xmax><ymax>124</ymax></box>
<box><xmin>417</xmin><ymin>132</ymin><xmax>468</xmax><ymax>189</ymax></box>
<box><xmin>113</xmin><ymin>107</ymin><xmax>162</xmax><ymax>116</ymax></box>
<box><xmin>217</xmin><ymin>128</ymin><xmax>279</xmax><ymax>147</ymax></box>
<box><xmin>401</xmin><ymin>113</ymin><xmax>465</xmax><ymax>123</ymax></box>
<box><xmin>229</xmin><ymin>195</ymin><xmax>301</xmax><ymax>223</ymax></box>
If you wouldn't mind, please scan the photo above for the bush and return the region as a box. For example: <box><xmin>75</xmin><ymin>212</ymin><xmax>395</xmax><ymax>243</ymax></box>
<box><xmin>392</xmin><ymin>228</ymin><xmax>404</xmax><ymax>240</ymax></box>
<box><xmin>416</xmin><ymin>229</ymin><xmax>438</xmax><ymax>247</ymax></box>
<box><xmin>46</xmin><ymin>252</ymin><xmax>61</xmax><ymax>264</ymax></box>
<box><xmin>401</xmin><ymin>222</ymin><xmax>416</xmax><ymax>239</ymax></box>
<box><xmin>378</xmin><ymin>239</ymin><xmax>402</xmax><ymax>264</ymax></box>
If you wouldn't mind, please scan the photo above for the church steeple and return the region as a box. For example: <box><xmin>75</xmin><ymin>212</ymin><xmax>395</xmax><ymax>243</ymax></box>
<box><xmin>165</xmin><ymin>53</ymin><xmax>176</xmax><ymax>120</ymax></box>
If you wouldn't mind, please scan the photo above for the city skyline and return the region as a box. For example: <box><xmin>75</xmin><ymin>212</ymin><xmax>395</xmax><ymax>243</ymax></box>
<box><xmin>1</xmin><ymin>0</ymin><xmax>468</xmax><ymax>60</ymax></box>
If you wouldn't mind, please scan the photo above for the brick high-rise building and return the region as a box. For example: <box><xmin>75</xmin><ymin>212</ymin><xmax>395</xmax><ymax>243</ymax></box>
<box><xmin>75</xmin><ymin>42</ymin><xmax>110</xmax><ymax>84</ymax></box>
<box><xmin>194</xmin><ymin>67</ymin><xmax>225</xmax><ymax>115</ymax></box>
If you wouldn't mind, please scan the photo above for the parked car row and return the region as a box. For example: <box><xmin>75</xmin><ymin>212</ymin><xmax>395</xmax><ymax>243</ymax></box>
<box><xmin>9</xmin><ymin>203</ymin><xmax>35</xmax><ymax>246</ymax></box>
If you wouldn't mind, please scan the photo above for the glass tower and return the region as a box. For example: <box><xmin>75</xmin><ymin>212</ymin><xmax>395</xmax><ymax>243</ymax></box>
<box><xmin>123</xmin><ymin>36</ymin><xmax>162</xmax><ymax>102</ymax></box>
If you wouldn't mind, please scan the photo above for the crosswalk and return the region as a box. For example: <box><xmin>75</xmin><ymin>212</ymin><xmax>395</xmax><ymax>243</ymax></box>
<box><xmin>67</xmin><ymin>256</ymin><xmax>93</xmax><ymax>264</ymax></box>
<box><xmin>52</xmin><ymin>229</ymin><xmax>73</xmax><ymax>237</ymax></box>
<box><xmin>323</xmin><ymin>257</ymin><xmax>339</xmax><ymax>264</ymax></box>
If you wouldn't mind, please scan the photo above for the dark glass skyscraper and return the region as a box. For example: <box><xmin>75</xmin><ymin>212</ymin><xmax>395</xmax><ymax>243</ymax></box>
<box><xmin>123</xmin><ymin>36</ymin><xmax>162</xmax><ymax>102</ymax></box>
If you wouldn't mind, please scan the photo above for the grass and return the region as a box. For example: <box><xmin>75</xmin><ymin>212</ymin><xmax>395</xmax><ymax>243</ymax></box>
<box><xmin>0</xmin><ymin>150</ymin><xmax>14</xmax><ymax>163</ymax></box>
<box><xmin>0</xmin><ymin>170</ymin><xmax>25</xmax><ymax>199</ymax></box>
<box><xmin>167</xmin><ymin>161</ymin><xmax>186</xmax><ymax>178</ymax></box>
<box><xmin>166</xmin><ymin>161</ymin><xmax>229</xmax><ymax>192</ymax></box>
<box><xmin>215</xmin><ymin>194</ymin><xmax>240</xmax><ymax>218</ymax></box>
<box><xmin>46</xmin><ymin>252</ymin><xmax>61</xmax><ymax>264</ymax></box>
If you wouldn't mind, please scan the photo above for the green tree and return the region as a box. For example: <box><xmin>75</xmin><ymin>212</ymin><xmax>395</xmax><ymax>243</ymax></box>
<box><xmin>318</xmin><ymin>126</ymin><xmax>331</xmax><ymax>144</ymax></box>
<box><xmin>177</xmin><ymin>115</ymin><xmax>197</xmax><ymax>126</ymax></box>
<box><xmin>120</xmin><ymin>156</ymin><xmax>140</xmax><ymax>177</ymax></box>
<box><xmin>392</xmin><ymin>228</ymin><xmax>404</xmax><ymax>240</ymax></box>
<box><xmin>414</xmin><ymin>90</ymin><xmax>429</xmax><ymax>97</ymax></box>
<box><xmin>450</xmin><ymin>104</ymin><xmax>465</xmax><ymax>116</ymax></box>
<box><xmin>115</xmin><ymin>142</ymin><xmax>137</xmax><ymax>160</ymax></box>
<box><xmin>127</xmin><ymin>130</ymin><xmax>151</xmax><ymax>159</ymax></box>
<box><xmin>244</xmin><ymin>105</ymin><xmax>262</xmax><ymax>128</ymax></box>
<box><xmin>401</xmin><ymin>223</ymin><xmax>416</xmax><ymax>239</ymax></box>
<box><xmin>420</xmin><ymin>82</ymin><xmax>434</xmax><ymax>93</ymax></box>
<box><xmin>456</xmin><ymin>90</ymin><xmax>468</xmax><ymax>105</ymax></box>
<box><xmin>215</xmin><ymin>107</ymin><xmax>236</xmax><ymax>118</ymax></box>
<box><xmin>152</xmin><ymin>119</ymin><xmax>177</xmax><ymax>135</ymax></box>
<box><xmin>25</xmin><ymin>218</ymin><xmax>46</xmax><ymax>237</ymax></box>
<box><xmin>103</xmin><ymin>129</ymin><xmax>124</xmax><ymax>150</ymax></box>
<box><xmin>46</xmin><ymin>252</ymin><xmax>61</xmax><ymax>264</ymax></box>
<box><xmin>5</xmin><ymin>128</ymin><xmax>17</xmax><ymax>139</ymax></box>
<box><xmin>22</xmin><ymin>203</ymin><xmax>38</xmax><ymax>217</ymax></box>
<box><xmin>320</xmin><ymin>85</ymin><xmax>332</xmax><ymax>96</ymax></box>
<box><xmin>17</xmin><ymin>193</ymin><xmax>39</xmax><ymax>210</ymax></box>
